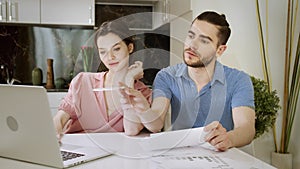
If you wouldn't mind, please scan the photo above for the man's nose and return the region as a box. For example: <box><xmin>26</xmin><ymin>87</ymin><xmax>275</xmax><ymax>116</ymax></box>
<box><xmin>186</xmin><ymin>39</ymin><xmax>199</xmax><ymax>51</ymax></box>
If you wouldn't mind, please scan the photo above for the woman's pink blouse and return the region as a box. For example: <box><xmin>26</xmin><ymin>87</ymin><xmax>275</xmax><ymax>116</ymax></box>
<box><xmin>58</xmin><ymin>72</ymin><xmax>152</xmax><ymax>133</ymax></box>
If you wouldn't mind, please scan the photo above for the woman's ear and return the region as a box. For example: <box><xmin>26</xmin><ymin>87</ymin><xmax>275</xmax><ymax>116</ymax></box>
<box><xmin>128</xmin><ymin>43</ymin><xmax>134</xmax><ymax>54</ymax></box>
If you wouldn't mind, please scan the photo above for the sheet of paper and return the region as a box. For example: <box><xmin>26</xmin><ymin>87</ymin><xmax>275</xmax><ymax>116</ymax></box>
<box><xmin>78</xmin><ymin>132</ymin><xmax>151</xmax><ymax>158</ymax></box>
<box><xmin>62</xmin><ymin>128</ymin><xmax>215</xmax><ymax>157</ymax></box>
<box><xmin>146</xmin><ymin>127</ymin><xmax>209</xmax><ymax>151</ymax></box>
<box><xmin>149</xmin><ymin>145</ymin><xmax>275</xmax><ymax>169</ymax></box>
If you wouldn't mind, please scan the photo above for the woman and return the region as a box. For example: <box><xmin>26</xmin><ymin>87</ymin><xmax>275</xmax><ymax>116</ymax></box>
<box><xmin>53</xmin><ymin>20</ymin><xmax>151</xmax><ymax>139</ymax></box>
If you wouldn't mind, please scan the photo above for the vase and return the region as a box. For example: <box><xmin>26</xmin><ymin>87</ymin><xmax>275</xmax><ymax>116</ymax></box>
<box><xmin>45</xmin><ymin>58</ymin><xmax>55</xmax><ymax>89</ymax></box>
<box><xmin>32</xmin><ymin>67</ymin><xmax>43</xmax><ymax>86</ymax></box>
<box><xmin>271</xmin><ymin>152</ymin><xmax>292</xmax><ymax>169</ymax></box>
<box><xmin>55</xmin><ymin>77</ymin><xmax>65</xmax><ymax>89</ymax></box>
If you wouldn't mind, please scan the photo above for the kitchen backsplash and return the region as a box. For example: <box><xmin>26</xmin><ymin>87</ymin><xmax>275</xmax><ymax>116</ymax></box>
<box><xmin>0</xmin><ymin>3</ymin><xmax>170</xmax><ymax>88</ymax></box>
<box><xmin>0</xmin><ymin>23</ymin><xmax>169</xmax><ymax>87</ymax></box>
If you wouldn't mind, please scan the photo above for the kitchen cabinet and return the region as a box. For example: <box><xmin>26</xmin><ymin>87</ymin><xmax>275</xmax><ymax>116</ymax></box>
<box><xmin>96</xmin><ymin>0</ymin><xmax>164</xmax><ymax>30</ymax></box>
<box><xmin>152</xmin><ymin>0</ymin><xmax>168</xmax><ymax>29</ymax></box>
<box><xmin>41</xmin><ymin>0</ymin><xmax>94</xmax><ymax>26</ymax></box>
<box><xmin>169</xmin><ymin>0</ymin><xmax>192</xmax><ymax>65</ymax></box>
<box><xmin>153</xmin><ymin>0</ymin><xmax>191</xmax><ymax>29</ymax></box>
<box><xmin>168</xmin><ymin>0</ymin><xmax>191</xmax><ymax>19</ymax></box>
<box><xmin>47</xmin><ymin>92</ymin><xmax>67</xmax><ymax>116</ymax></box>
<box><xmin>0</xmin><ymin>0</ymin><xmax>40</xmax><ymax>24</ymax></box>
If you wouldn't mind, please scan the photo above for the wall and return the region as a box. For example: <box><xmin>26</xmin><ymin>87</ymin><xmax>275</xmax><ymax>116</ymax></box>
<box><xmin>191</xmin><ymin>0</ymin><xmax>300</xmax><ymax>168</ymax></box>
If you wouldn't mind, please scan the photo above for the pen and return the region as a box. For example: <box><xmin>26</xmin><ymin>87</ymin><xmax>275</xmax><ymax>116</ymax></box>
<box><xmin>93</xmin><ymin>86</ymin><xmax>126</xmax><ymax>92</ymax></box>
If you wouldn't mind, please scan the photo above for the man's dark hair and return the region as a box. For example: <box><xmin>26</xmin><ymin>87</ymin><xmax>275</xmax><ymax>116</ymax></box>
<box><xmin>193</xmin><ymin>11</ymin><xmax>231</xmax><ymax>46</ymax></box>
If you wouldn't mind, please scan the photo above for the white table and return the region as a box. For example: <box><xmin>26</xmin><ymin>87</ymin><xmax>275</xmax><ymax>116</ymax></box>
<box><xmin>0</xmin><ymin>133</ymin><xmax>276</xmax><ymax>169</ymax></box>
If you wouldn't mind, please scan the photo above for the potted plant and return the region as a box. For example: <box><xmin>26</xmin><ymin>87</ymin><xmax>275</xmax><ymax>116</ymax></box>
<box><xmin>256</xmin><ymin>0</ymin><xmax>300</xmax><ymax>168</ymax></box>
<box><xmin>81</xmin><ymin>45</ymin><xmax>94</xmax><ymax>72</ymax></box>
<box><xmin>250</xmin><ymin>76</ymin><xmax>280</xmax><ymax>139</ymax></box>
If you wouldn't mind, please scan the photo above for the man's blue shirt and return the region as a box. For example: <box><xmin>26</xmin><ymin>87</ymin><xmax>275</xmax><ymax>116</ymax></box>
<box><xmin>152</xmin><ymin>61</ymin><xmax>255</xmax><ymax>131</ymax></box>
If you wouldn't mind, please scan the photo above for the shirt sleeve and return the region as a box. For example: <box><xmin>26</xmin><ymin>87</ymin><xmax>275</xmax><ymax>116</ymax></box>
<box><xmin>152</xmin><ymin>70</ymin><xmax>173</xmax><ymax>100</ymax></box>
<box><xmin>231</xmin><ymin>72</ymin><xmax>255</xmax><ymax>109</ymax></box>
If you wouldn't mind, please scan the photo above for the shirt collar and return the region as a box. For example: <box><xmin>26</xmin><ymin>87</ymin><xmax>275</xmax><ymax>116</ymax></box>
<box><xmin>212</xmin><ymin>61</ymin><xmax>225</xmax><ymax>85</ymax></box>
<box><xmin>175</xmin><ymin>63</ymin><xmax>188</xmax><ymax>78</ymax></box>
<box><xmin>175</xmin><ymin>61</ymin><xmax>225</xmax><ymax>85</ymax></box>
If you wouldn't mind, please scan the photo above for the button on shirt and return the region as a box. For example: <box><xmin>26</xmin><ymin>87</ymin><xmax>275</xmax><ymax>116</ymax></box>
<box><xmin>153</xmin><ymin>61</ymin><xmax>255</xmax><ymax>131</ymax></box>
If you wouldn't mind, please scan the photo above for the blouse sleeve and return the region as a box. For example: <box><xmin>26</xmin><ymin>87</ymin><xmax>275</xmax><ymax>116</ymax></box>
<box><xmin>58</xmin><ymin>73</ymin><xmax>84</xmax><ymax>120</ymax></box>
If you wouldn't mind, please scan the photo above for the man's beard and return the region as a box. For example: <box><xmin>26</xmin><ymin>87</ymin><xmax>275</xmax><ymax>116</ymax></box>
<box><xmin>184</xmin><ymin>59</ymin><xmax>206</xmax><ymax>68</ymax></box>
<box><xmin>183</xmin><ymin>50</ymin><xmax>215</xmax><ymax>68</ymax></box>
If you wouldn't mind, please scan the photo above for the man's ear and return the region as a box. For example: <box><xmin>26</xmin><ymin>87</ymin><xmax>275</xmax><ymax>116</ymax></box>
<box><xmin>216</xmin><ymin>45</ymin><xmax>227</xmax><ymax>56</ymax></box>
<box><xmin>128</xmin><ymin>43</ymin><xmax>134</xmax><ymax>54</ymax></box>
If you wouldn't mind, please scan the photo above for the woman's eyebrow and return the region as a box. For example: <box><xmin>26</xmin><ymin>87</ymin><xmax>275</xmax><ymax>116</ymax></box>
<box><xmin>98</xmin><ymin>42</ymin><xmax>121</xmax><ymax>50</ymax></box>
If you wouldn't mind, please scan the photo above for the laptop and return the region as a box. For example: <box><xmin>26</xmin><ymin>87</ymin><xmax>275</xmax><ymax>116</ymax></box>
<box><xmin>0</xmin><ymin>84</ymin><xmax>112</xmax><ymax>168</ymax></box>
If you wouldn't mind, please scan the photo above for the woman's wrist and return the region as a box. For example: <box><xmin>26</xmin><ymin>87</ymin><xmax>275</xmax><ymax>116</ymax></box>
<box><xmin>125</xmin><ymin>76</ymin><xmax>135</xmax><ymax>88</ymax></box>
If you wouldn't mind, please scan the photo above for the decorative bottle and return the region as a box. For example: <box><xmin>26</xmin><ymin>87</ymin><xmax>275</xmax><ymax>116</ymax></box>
<box><xmin>45</xmin><ymin>58</ymin><xmax>55</xmax><ymax>89</ymax></box>
<box><xmin>32</xmin><ymin>67</ymin><xmax>43</xmax><ymax>86</ymax></box>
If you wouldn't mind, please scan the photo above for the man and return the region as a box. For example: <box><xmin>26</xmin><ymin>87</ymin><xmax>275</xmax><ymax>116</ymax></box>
<box><xmin>120</xmin><ymin>11</ymin><xmax>256</xmax><ymax>151</ymax></box>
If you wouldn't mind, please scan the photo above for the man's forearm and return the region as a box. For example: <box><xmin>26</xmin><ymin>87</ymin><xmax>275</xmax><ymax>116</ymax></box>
<box><xmin>228</xmin><ymin>126</ymin><xmax>255</xmax><ymax>148</ymax></box>
<box><xmin>138</xmin><ymin>108</ymin><xmax>165</xmax><ymax>133</ymax></box>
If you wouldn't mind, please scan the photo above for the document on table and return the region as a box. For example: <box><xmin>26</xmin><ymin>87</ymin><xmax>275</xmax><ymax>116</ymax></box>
<box><xmin>149</xmin><ymin>145</ymin><xmax>275</xmax><ymax>169</ymax></box>
<box><xmin>147</xmin><ymin>128</ymin><xmax>276</xmax><ymax>169</ymax></box>
<box><xmin>146</xmin><ymin>127</ymin><xmax>216</xmax><ymax>151</ymax></box>
<box><xmin>62</xmin><ymin>131</ymin><xmax>276</xmax><ymax>169</ymax></box>
<box><xmin>150</xmin><ymin>146</ymin><xmax>231</xmax><ymax>169</ymax></box>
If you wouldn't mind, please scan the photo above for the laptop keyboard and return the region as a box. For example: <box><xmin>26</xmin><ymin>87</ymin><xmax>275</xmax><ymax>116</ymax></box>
<box><xmin>61</xmin><ymin>150</ymin><xmax>85</xmax><ymax>161</ymax></box>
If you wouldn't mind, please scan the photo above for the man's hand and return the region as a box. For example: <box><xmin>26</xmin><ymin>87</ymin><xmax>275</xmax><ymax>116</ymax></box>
<box><xmin>119</xmin><ymin>82</ymin><xmax>150</xmax><ymax>114</ymax></box>
<box><xmin>119</xmin><ymin>82</ymin><xmax>151</xmax><ymax>134</ymax></box>
<box><xmin>119</xmin><ymin>82</ymin><xmax>168</xmax><ymax>133</ymax></box>
<box><xmin>204</xmin><ymin>121</ymin><xmax>233</xmax><ymax>151</ymax></box>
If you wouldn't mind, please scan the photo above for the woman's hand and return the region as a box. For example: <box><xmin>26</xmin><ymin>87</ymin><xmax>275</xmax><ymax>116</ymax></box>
<box><xmin>53</xmin><ymin>110</ymin><xmax>72</xmax><ymax>144</ymax></box>
<box><xmin>127</xmin><ymin>61</ymin><xmax>144</xmax><ymax>80</ymax></box>
<box><xmin>125</xmin><ymin>61</ymin><xmax>144</xmax><ymax>87</ymax></box>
